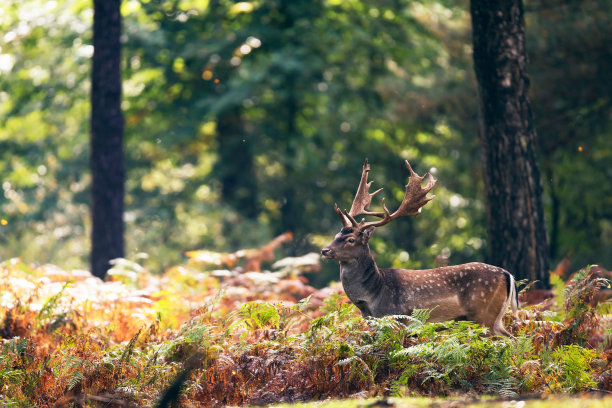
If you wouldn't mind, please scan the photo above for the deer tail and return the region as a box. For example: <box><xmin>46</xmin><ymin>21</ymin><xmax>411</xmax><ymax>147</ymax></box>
<box><xmin>505</xmin><ymin>271</ymin><xmax>519</xmax><ymax>317</ymax></box>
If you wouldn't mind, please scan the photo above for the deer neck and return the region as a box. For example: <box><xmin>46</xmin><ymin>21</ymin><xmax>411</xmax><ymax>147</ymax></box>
<box><xmin>339</xmin><ymin>246</ymin><xmax>382</xmax><ymax>303</ymax></box>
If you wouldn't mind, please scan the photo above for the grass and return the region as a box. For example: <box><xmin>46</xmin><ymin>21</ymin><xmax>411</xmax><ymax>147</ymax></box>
<box><xmin>268</xmin><ymin>395</ymin><xmax>612</xmax><ymax>408</ymax></box>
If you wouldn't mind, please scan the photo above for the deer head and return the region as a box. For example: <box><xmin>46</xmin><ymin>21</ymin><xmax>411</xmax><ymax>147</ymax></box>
<box><xmin>322</xmin><ymin>158</ymin><xmax>436</xmax><ymax>262</ymax></box>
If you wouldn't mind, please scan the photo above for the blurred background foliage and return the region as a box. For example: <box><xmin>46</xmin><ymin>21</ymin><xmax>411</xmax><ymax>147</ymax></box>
<box><xmin>0</xmin><ymin>0</ymin><xmax>610</xmax><ymax>286</ymax></box>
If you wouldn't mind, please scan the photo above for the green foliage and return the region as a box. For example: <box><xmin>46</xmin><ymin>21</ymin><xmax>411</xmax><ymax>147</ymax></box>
<box><xmin>526</xmin><ymin>0</ymin><xmax>612</xmax><ymax>270</ymax></box>
<box><xmin>1</xmin><ymin>0</ymin><xmax>610</xmax><ymax>279</ymax></box>
<box><xmin>0</xmin><ymin>0</ymin><xmax>486</xmax><ymax>277</ymax></box>
<box><xmin>35</xmin><ymin>280</ymin><xmax>72</xmax><ymax>328</ymax></box>
<box><xmin>0</xmin><ymin>337</ymin><xmax>28</xmax><ymax>389</ymax></box>
<box><xmin>546</xmin><ymin>345</ymin><xmax>598</xmax><ymax>392</ymax></box>
<box><xmin>0</xmin><ymin>0</ymin><xmax>91</xmax><ymax>269</ymax></box>
<box><xmin>549</xmin><ymin>265</ymin><xmax>609</xmax><ymax>347</ymax></box>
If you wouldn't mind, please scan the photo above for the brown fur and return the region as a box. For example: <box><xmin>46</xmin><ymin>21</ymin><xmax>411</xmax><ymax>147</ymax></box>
<box><xmin>322</xmin><ymin>228</ymin><xmax>518</xmax><ymax>336</ymax></box>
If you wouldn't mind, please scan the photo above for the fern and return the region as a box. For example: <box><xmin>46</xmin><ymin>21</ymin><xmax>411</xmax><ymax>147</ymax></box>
<box><xmin>486</xmin><ymin>377</ymin><xmax>519</xmax><ymax>399</ymax></box>
<box><xmin>391</xmin><ymin>364</ymin><xmax>419</xmax><ymax>396</ymax></box>
<box><xmin>35</xmin><ymin>280</ymin><xmax>72</xmax><ymax>325</ymax></box>
<box><xmin>432</xmin><ymin>337</ymin><xmax>470</xmax><ymax>371</ymax></box>
<box><xmin>0</xmin><ymin>367</ymin><xmax>25</xmax><ymax>387</ymax></box>
<box><xmin>336</xmin><ymin>354</ymin><xmax>374</xmax><ymax>384</ymax></box>
<box><xmin>67</xmin><ymin>369</ymin><xmax>84</xmax><ymax>390</ymax></box>
<box><xmin>336</xmin><ymin>355</ymin><xmax>360</xmax><ymax>366</ymax></box>
<box><xmin>239</xmin><ymin>301</ymin><xmax>281</xmax><ymax>330</ymax></box>
<box><xmin>120</xmin><ymin>327</ymin><xmax>143</xmax><ymax>363</ymax></box>
<box><xmin>409</xmin><ymin>308</ymin><xmax>432</xmax><ymax>326</ymax></box>
<box><xmin>549</xmin><ymin>345</ymin><xmax>597</xmax><ymax>392</ymax></box>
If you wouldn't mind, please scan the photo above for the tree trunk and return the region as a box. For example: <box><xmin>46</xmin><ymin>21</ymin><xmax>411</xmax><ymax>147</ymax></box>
<box><xmin>90</xmin><ymin>0</ymin><xmax>124</xmax><ymax>279</ymax></box>
<box><xmin>280</xmin><ymin>73</ymin><xmax>301</xmax><ymax>243</ymax></box>
<box><xmin>471</xmin><ymin>0</ymin><xmax>550</xmax><ymax>289</ymax></box>
<box><xmin>216</xmin><ymin>106</ymin><xmax>258</xmax><ymax>220</ymax></box>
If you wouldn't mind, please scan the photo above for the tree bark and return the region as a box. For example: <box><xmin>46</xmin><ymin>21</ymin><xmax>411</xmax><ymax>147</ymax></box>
<box><xmin>471</xmin><ymin>0</ymin><xmax>550</xmax><ymax>289</ymax></box>
<box><xmin>216</xmin><ymin>106</ymin><xmax>258</xmax><ymax>219</ymax></box>
<box><xmin>91</xmin><ymin>0</ymin><xmax>124</xmax><ymax>279</ymax></box>
<box><xmin>280</xmin><ymin>73</ymin><xmax>301</xmax><ymax>242</ymax></box>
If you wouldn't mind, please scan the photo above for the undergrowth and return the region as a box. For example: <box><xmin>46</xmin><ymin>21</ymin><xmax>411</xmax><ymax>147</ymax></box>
<box><xmin>1</xmin><ymin>259</ymin><xmax>612</xmax><ymax>407</ymax></box>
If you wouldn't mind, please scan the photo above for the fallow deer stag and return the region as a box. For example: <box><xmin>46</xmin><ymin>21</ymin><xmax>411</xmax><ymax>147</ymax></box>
<box><xmin>321</xmin><ymin>159</ymin><xmax>518</xmax><ymax>336</ymax></box>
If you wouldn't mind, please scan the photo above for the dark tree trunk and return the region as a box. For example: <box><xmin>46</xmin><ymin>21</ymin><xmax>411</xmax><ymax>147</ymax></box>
<box><xmin>90</xmin><ymin>0</ymin><xmax>124</xmax><ymax>279</ymax></box>
<box><xmin>471</xmin><ymin>0</ymin><xmax>550</xmax><ymax>289</ymax></box>
<box><xmin>276</xmin><ymin>3</ymin><xmax>302</xmax><ymax>248</ymax></box>
<box><xmin>280</xmin><ymin>73</ymin><xmax>301</xmax><ymax>242</ymax></box>
<box><xmin>216</xmin><ymin>106</ymin><xmax>258</xmax><ymax>219</ymax></box>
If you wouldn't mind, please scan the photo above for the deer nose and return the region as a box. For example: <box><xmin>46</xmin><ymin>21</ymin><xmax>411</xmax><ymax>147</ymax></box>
<box><xmin>321</xmin><ymin>248</ymin><xmax>332</xmax><ymax>257</ymax></box>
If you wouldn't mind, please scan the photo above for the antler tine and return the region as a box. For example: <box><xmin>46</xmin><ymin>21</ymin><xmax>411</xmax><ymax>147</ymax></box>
<box><xmin>360</xmin><ymin>160</ymin><xmax>437</xmax><ymax>229</ymax></box>
<box><xmin>396</xmin><ymin>160</ymin><xmax>437</xmax><ymax>216</ymax></box>
<box><xmin>342</xmin><ymin>209</ymin><xmax>359</xmax><ymax>228</ymax></box>
<box><xmin>348</xmin><ymin>159</ymin><xmax>386</xmax><ymax>220</ymax></box>
<box><xmin>334</xmin><ymin>203</ymin><xmax>352</xmax><ymax>228</ymax></box>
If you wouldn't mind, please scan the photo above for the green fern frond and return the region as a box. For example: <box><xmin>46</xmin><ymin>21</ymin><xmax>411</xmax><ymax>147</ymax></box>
<box><xmin>36</xmin><ymin>280</ymin><xmax>72</xmax><ymax>324</ymax></box>
<box><xmin>67</xmin><ymin>369</ymin><xmax>84</xmax><ymax>390</ymax></box>
<box><xmin>120</xmin><ymin>327</ymin><xmax>143</xmax><ymax>363</ymax></box>
<box><xmin>336</xmin><ymin>355</ymin><xmax>360</xmax><ymax>366</ymax></box>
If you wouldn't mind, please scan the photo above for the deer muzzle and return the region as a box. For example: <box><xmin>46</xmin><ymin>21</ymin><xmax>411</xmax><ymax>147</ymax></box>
<box><xmin>321</xmin><ymin>247</ymin><xmax>335</xmax><ymax>259</ymax></box>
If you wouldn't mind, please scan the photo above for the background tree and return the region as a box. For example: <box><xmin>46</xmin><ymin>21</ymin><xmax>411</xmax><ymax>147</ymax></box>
<box><xmin>90</xmin><ymin>0</ymin><xmax>124</xmax><ymax>279</ymax></box>
<box><xmin>471</xmin><ymin>0</ymin><xmax>550</xmax><ymax>288</ymax></box>
<box><xmin>527</xmin><ymin>0</ymin><xmax>612</xmax><ymax>270</ymax></box>
<box><xmin>0</xmin><ymin>1</ymin><xmax>609</xmax><ymax>285</ymax></box>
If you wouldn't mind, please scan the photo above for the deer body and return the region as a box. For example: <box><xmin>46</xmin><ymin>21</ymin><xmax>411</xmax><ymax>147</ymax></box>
<box><xmin>340</xmin><ymin>253</ymin><xmax>516</xmax><ymax>334</ymax></box>
<box><xmin>322</xmin><ymin>160</ymin><xmax>518</xmax><ymax>336</ymax></box>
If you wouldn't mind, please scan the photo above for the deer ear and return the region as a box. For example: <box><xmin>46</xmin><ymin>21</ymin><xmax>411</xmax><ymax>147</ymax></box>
<box><xmin>360</xmin><ymin>226</ymin><xmax>376</xmax><ymax>243</ymax></box>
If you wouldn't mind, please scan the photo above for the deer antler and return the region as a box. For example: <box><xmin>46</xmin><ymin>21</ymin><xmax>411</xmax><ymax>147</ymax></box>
<box><xmin>336</xmin><ymin>159</ymin><xmax>436</xmax><ymax>229</ymax></box>
<box><xmin>335</xmin><ymin>159</ymin><xmax>383</xmax><ymax>228</ymax></box>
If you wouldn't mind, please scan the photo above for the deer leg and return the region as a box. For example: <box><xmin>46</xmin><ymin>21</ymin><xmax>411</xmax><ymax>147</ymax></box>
<box><xmin>492</xmin><ymin>322</ymin><xmax>513</xmax><ymax>337</ymax></box>
<box><xmin>479</xmin><ymin>280</ymin><xmax>513</xmax><ymax>337</ymax></box>
<box><xmin>354</xmin><ymin>300</ymin><xmax>373</xmax><ymax>317</ymax></box>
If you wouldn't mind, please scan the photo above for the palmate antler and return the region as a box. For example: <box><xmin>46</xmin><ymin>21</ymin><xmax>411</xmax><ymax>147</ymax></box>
<box><xmin>335</xmin><ymin>159</ymin><xmax>437</xmax><ymax>230</ymax></box>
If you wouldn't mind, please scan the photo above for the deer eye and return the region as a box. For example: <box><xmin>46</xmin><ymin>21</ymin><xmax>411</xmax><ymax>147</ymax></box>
<box><xmin>348</xmin><ymin>238</ymin><xmax>355</xmax><ymax>243</ymax></box>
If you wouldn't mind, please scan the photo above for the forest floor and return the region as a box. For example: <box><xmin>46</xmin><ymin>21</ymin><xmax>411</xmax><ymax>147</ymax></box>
<box><xmin>273</xmin><ymin>395</ymin><xmax>612</xmax><ymax>408</ymax></box>
<box><xmin>1</xmin><ymin>245</ymin><xmax>612</xmax><ymax>407</ymax></box>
